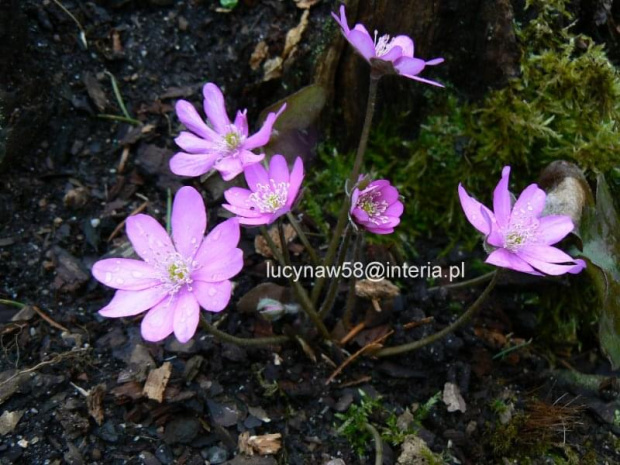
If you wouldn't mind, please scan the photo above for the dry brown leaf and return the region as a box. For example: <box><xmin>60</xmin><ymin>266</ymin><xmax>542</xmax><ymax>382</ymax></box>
<box><xmin>263</xmin><ymin>56</ymin><xmax>283</xmax><ymax>82</ymax></box>
<box><xmin>254</xmin><ymin>224</ymin><xmax>297</xmax><ymax>258</ymax></box>
<box><xmin>250</xmin><ymin>41</ymin><xmax>269</xmax><ymax>71</ymax></box>
<box><xmin>238</xmin><ymin>431</ymin><xmax>282</xmax><ymax>456</ymax></box>
<box><xmin>142</xmin><ymin>362</ymin><xmax>172</xmax><ymax>403</ymax></box>
<box><xmin>295</xmin><ymin>0</ymin><xmax>320</xmax><ymax>9</ymax></box>
<box><xmin>283</xmin><ymin>10</ymin><xmax>309</xmax><ymax>59</ymax></box>
<box><xmin>86</xmin><ymin>384</ymin><xmax>106</xmax><ymax>425</ymax></box>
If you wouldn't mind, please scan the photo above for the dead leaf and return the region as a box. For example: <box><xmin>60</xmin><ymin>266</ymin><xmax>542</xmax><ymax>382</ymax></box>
<box><xmin>295</xmin><ymin>0</ymin><xmax>320</xmax><ymax>8</ymax></box>
<box><xmin>250</xmin><ymin>41</ymin><xmax>269</xmax><ymax>71</ymax></box>
<box><xmin>443</xmin><ymin>382</ymin><xmax>467</xmax><ymax>413</ymax></box>
<box><xmin>0</xmin><ymin>410</ymin><xmax>24</xmax><ymax>436</ymax></box>
<box><xmin>238</xmin><ymin>431</ymin><xmax>282</xmax><ymax>456</ymax></box>
<box><xmin>263</xmin><ymin>57</ymin><xmax>283</xmax><ymax>82</ymax></box>
<box><xmin>143</xmin><ymin>362</ymin><xmax>172</xmax><ymax>403</ymax></box>
<box><xmin>283</xmin><ymin>10</ymin><xmax>309</xmax><ymax>59</ymax></box>
<box><xmin>83</xmin><ymin>72</ymin><xmax>109</xmax><ymax>112</ymax></box>
<box><xmin>254</xmin><ymin>224</ymin><xmax>296</xmax><ymax>258</ymax></box>
<box><xmin>86</xmin><ymin>384</ymin><xmax>106</xmax><ymax>425</ymax></box>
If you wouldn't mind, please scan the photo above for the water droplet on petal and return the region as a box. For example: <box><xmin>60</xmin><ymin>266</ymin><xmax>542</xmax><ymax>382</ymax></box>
<box><xmin>105</xmin><ymin>272</ymin><xmax>112</xmax><ymax>283</ymax></box>
<box><xmin>116</xmin><ymin>278</ymin><xmax>125</xmax><ymax>284</ymax></box>
<box><xmin>190</xmin><ymin>237</ymin><xmax>197</xmax><ymax>244</ymax></box>
<box><xmin>208</xmin><ymin>287</ymin><xmax>217</xmax><ymax>296</ymax></box>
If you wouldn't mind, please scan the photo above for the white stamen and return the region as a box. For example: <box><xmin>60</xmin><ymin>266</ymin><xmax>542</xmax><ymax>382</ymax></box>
<box><xmin>374</xmin><ymin>30</ymin><xmax>395</xmax><ymax>57</ymax></box>
<box><xmin>356</xmin><ymin>187</ymin><xmax>390</xmax><ymax>225</ymax></box>
<box><xmin>248</xmin><ymin>179</ymin><xmax>290</xmax><ymax>213</ymax></box>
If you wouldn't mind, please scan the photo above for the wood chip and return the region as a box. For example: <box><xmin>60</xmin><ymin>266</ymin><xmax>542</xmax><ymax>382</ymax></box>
<box><xmin>143</xmin><ymin>362</ymin><xmax>172</xmax><ymax>403</ymax></box>
<box><xmin>238</xmin><ymin>432</ymin><xmax>282</xmax><ymax>456</ymax></box>
<box><xmin>254</xmin><ymin>224</ymin><xmax>296</xmax><ymax>258</ymax></box>
<box><xmin>86</xmin><ymin>384</ymin><xmax>106</xmax><ymax>425</ymax></box>
<box><xmin>283</xmin><ymin>10</ymin><xmax>309</xmax><ymax>59</ymax></box>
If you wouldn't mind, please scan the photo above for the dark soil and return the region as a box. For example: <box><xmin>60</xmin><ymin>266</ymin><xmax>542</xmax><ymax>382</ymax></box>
<box><xmin>1</xmin><ymin>1</ymin><xmax>619</xmax><ymax>464</ymax></box>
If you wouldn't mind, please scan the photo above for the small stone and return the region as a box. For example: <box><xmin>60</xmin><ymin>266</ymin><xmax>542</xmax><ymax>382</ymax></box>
<box><xmin>205</xmin><ymin>446</ymin><xmax>228</xmax><ymax>464</ymax></box>
<box><xmin>163</xmin><ymin>416</ymin><xmax>200</xmax><ymax>444</ymax></box>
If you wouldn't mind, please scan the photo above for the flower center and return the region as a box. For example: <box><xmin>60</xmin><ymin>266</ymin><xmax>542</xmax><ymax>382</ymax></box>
<box><xmin>503</xmin><ymin>215</ymin><xmax>539</xmax><ymax>252</ymax></box>
<box><xmin>224</xmin><ymin>130</ymin><xmax>242</xmax><ymax>150</ymax></box>
<box><xmin>356</xmin><ymin>189</ymin><xmax>390</xmax><ymax>225</ymax></box>
<box><xmin>159</xmin><ymin>253</ymin><xmax>196</xmax><ymax>294</ymax></box>
<box><xmin>248</xmin><ymin>179</ymin><xmax>290</xmax><ymax>213</ymax></box>
<box><xmin>374</xmin><ymin>31</ymin><xmax>395</xmax><ymax>57</ymax></box>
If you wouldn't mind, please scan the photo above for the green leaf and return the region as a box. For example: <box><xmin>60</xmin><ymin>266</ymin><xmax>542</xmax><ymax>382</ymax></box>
<box><xmin>219</xmin><ymin>0</ymin><xmax>238</xmax><ymax>9</ymax></box>
<box><xmin>579</xmin><ymin>174</ymin><xmax>620</xmax><ymax>368</ymax></box>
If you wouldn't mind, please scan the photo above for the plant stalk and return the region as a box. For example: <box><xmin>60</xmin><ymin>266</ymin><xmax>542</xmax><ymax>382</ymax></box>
<box><xmin>317</xmin><ymin>226</ymin><xmax>352</xmax><ymax>315</ymax></box>
<box><xmin>375</xmin><ymin>270</ymin><xmax>500</xmax><ymax>357</ymax></box>
<box><xmin>365</xmin><ymin>423</ymin><xmax>383</xmax><ymax>465</ymax></box>
<box><xmin>199</xmin><ymin>315</ymin><xmax>289</xmax><ymax>347</ymax></box>
<box><xmin>286</xmin><ymin>212</ymin><xmax>319</xmax><ymax>267</ymax></box>
<box><xmin>427</xmin><ymin>270</ymin><xmax>496</xmax><ymax>292</ymax></box>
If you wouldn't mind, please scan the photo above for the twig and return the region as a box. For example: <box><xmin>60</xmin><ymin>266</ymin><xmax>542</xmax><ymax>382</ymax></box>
<box><xmin>32</xmin><ymin>306</ymin><xmax>70</xmax><ymax>333</ymax></box>
<box><xmin>118</xmin><ymin>146</ymin><xmax>131</xmax><ymax>173</ymax></box>
<box><xmin>403</xmin><ymin>316</ymin><xmax>434</xmax><ymax>330</ymax></box>
<box><xmin>96</xmin><ymin>114</ymin><xmax>141</xmax><ymax>126</ymax></box>
<box><xmin>339</xmin><ymin>322</ymin><xmax>365</xmax><ymax>345</ymax></box>
<box><xmin>0</xmin><ymin>299</ymin><xmax>26</xmax><ymax>309</ymax></box>
<box><xmin>493</xmin><ymin>338</ymin><xmax>532</xmax><ymax>360</ymax></box>
<box><xmin>428</xmin><ymin>270</ymin><xmax>496</xmax><ymax>292</ymax></box>
<box><xmin>107</xmin><ymin>201</ymin><xmax>149</xmax><ymax>242</ymax></box>
<box><xmin>326</xmin><ymin>330</ymin><xmax>393</xmax><ymax>384</ymax></box>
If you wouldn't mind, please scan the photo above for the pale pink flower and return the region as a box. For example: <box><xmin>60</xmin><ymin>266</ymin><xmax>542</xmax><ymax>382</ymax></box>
<box><xmin>171</xmin><ymin>82</ymin><xmax>286</xmax><ymax>181</ymax></box>
<box><xmin>222</xmin><ymin>155</ymin><xmax>304</xmax><ymax>225</ymax></box>
<box><xmin>350</xmin><ymin>178</ymin><xmax>404</xmax><ymax>234</ymax></box>
<box><xmin>459</xmin><ymin>166</ymin><xmax>586</xmax><ymax>276</ymax></box>
<box><xmin>92</xmin><ymin>187</ymin><xmax>243</xmax><ymax>343</ymax></box>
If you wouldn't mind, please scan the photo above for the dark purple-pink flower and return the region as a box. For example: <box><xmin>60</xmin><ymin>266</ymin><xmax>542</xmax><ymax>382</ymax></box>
<box><xmin>350</xmin><ymin>178</ymin><xmax>404</xmax><ymax>234</ymax></box>
<box><xmin>332</xmin><ymin>5</ymin><xmax>444</xmax><ymax>85</ymax></box>
<box><xmin>459</xmin><ymin>166</ymin><xmax>586</xmax><ymax>276</ymax></box>
<box><xmin>92</xmin><ymin>187</ymin><xmax>243</xmax><ymax>343</ymax></box>
<box><xmin>222</xmin><ymin>154</ymin><xmax>304</xmax><ymax>225</ymax></box>
<box><xmin>171</xmin><ymin>83</ymin><xmax>286</xmax><ymax>181</ymax></box>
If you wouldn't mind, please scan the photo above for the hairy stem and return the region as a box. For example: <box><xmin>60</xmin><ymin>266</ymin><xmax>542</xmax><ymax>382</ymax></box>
<box><xmin>342</xmin><ymin>233</ymin><xmax>363</xmax><ymax>328</ymax></box>
<box><xmin>427</xmin><ymin>270</ymin><xmax>496</xmax><ymax>292</ymax></box>
<box><xmin>261</xmin><ymin>226</ymin><xmax>332</xmax><ymax>340</ymax></box>
<box><xmin>375</xmin><ymin>270</ymin><xmax>500</xmax><ymax>357</ymax></box>
<box><xmin>286</xmin><ymin>212</ymin><xmax>319</xmax><ymax>267</ymax></box>
<box><xmin>313</xmin><ymin>77</ymin><xmax>379</xmax><ymax>299</ymax></box>
<box><xmin>199</xmin><ymin>315</ymin><xmax>289</xmax><ymax>347</ymax></box>
<box><xmin>277</xmin><ymin>219</ymin><xmax>292</xmax><ymax>266</ymax></box>
<box><xmin>317</xmin><ymin>226</ymin><xmax>352</xmax><ymax>316</ymax></box>
<box><xmin>365</xmin><ymin>423</ymin><xmax>383</xmax><ymax>465</ymax></box>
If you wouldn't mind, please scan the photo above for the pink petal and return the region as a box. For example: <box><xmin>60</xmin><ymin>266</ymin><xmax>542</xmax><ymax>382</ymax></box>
<box><xmin>493</xmin><ymin>166</ymin><xmax>512</xmax><ymax>229</ymax></box>
<box><xmin>239</xmin><ymin>149</ymin><xmax>265</xmax><ymax>166</ymax></box>
<box><xmin>244</xmin><ymin>160</ymin><xmax>270</xmax><ymax>191</ymax></box>
<box><xmin>426</xmin><ymin>57</ymin><xmax>444</xmax><ymax>66</ymax></box>
<box><xmin>352</xmin><ymin>207</ymin><xmax>370</xmax><ymax>223</ymax></box>
<box><xmin>222</xmin><ymin>202</ymin><xmax>263</xmax><ymax>219</ymax></box>
<box><xmin>214</xmin><ymin>156</ymin><xmax>244</xmax><ymax>181</ymax></box>
<box><xmin>234</xmin><ymin>110</ymin><xmax>248</xmax><ymax>137</ymax></box>
<box><xmin>486</xmin><ymin>248</ymin><xmax>541</xmax><ymax>275</ymax></box>
<box><xmin>223</xmin><ymin>187</ymin><xmax>253</xmax><ymax>207</ymax></box>
<box><xmin>377</xmin><ymin>185</ymin><xmax>399</xmax><ymax>204</ymax></box>
<box><xmin>518</xmin><ymin>244</ymin><xmax>576</xmax><ymax>264</ymax></box>
<box><xmin>568</xmin><ymin>259</ymin><xmax>586</xmax><ymax>274</ymax></box>
<box><xmin>169</xmin><ymin>152</ymin><xmax>218</xmax><ymax>177</ymax></box>
<box><xmin>286</xmin><ymin>157</ymin><xmax>304</xmax><ymax>207</ymax></box>
<box><xmin>516</xmin><ymin>252</ymin><xmax>580</xmax><ymax>276</ymax></box>
<box><xmin>402</xmin><ymin>74</ymin><xmax>445</xmax><ymax>87</ymax></box>
<box><xmin>175</xmin><ymin>132</ymin><xmax>219</xmax><ymax>153</ymax></box>
<box><xmin>513</xmin><ymin>183</ymin><xmax>546</xmax><ymax>218</ymax></box>
<box><xmin>193</xmin><ymin>280</ymin><xmax>233</xmax><ymax>312</ymax></box>
<box><xmin>126</xmin><ymin>214</ymin><xmax>174</xmax><ymax>264</ymax></box>
<box><xmin>269</xmin><ymin>154</ymin><xmax>290</xmax><ymax>184</ymax></box>
<box><xmin>99</xmin><ymin>286</ymin><xmax>168</xmax><ymax>317</ymax></box>
<box><xmin>331</xmin><ymin>5</ymin><xmax>350</xmax><ymax>34</ymax></box>
<box><xmin>386</xmin><ymin>201</ymin><xmax>404</xmax><ymax>217</ymax></box>
<box><xmin>141</xmin><ymin>295</ymin><xmax>177</xmax><ymax>342</ymax></box>
<box><xmin>194</xmin><ymin>218</ymin><xmax>241</xmax><ymax>265</ymax></box>
<box><xmin>172</xmin><ymin>187</ymin><xmax>207</xmax><ymax>259</ymax></box>
<box><xmin>173</xmin><ymin>289</ymin><xmax>200</xmax><ymax>343</ymax></box>
<box><xmin>395</xmin><ymin>57</ymin><xmax>426</xmax><ymax>76</ymax></box>
<box><xmin>347</xmin><ymin>29</ymin><xmax>376</xmax><ymax>61</ymax></box>
<box><xmin>458</xmin><ymin>184</ymin><xmax>492</xmax><ymax>235</ymax></box>
<box><xmin>202</xmin><ymin>83</ymin><xmax>231</xmax><ymax>134</ymax></box>
<box><xmin>380</xmin><ymin>46</ymin><xmax>403</xmax><ymax>62</ymax></box>
<box><xmin>244</xmin><ymin>104</ymin><xmax>286</xmax><ymax>150</ymax></box>
<box><xmin>175</xmin><ymin>100</ymin><xmax>218</xmax><ymax>141</ymax></box>
<box><xmin>538</xmin><ymin>215</ymin><xmax>574</xmax><ymax>245</ymax></box>
<box><xmin>391</xmin><ymin>35</ymin><xmax>414</xmax><ymax>57</ymax></box>
<box><xmin>92</xmin><ymin>258</ymin><xmax>159</xmax><ymax>290</ymax></box>
<box><xmin>193</xmin><ymin>247</ymin><xmax>243</xmax><ymax>282</ymax></box>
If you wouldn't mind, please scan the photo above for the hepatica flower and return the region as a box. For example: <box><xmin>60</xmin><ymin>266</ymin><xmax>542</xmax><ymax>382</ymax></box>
<box><xmin>459</xmin><ymin>167</ymin><xmax>586</xmax><ymax>276</ymax></box>
<box><xmin>332</xmin><ymin>5</ymin><xmax>444</xmax><ymax>85</ymax></box>
<box><xmin>171</xmin><ymin>82</ymin><xmax>286</xmax><ymax>181</ymax></box>
<box><xmin>350</xmin><ymin>178</ymin><xmax>404</xmax><ymax>234</ymax></box>
<box><xmin>222</xmin><ymin>154</ymin><xmax>303</xmax><ymax>225</ymax></box>
<box><xmin>92</xmin><ymin>187</ymin><xmax>243</xmax><ymax>343</ymax></box>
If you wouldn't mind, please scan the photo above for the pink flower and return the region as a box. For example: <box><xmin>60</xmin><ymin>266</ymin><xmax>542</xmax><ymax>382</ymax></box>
<box><xmin>459</xmin><ymin>166</ymin><xmax>586</xmax><ymax>276</ymax></box>
<box><xmin>350</xmin><ymin>178</ymin><xmax>404</xmax><ymax>234</ymax></box>
<box><xmin>92</xmin><ymin>187</ymin><xmax>243</xmax><ymax>343</ymax></box>
<box><xmin>170</xmin><ymin>83</ymin><xmax>286</xmax><ymax>181</ymax></box>
<box><xmin>222</xmin><ymin>154</ymin><xmax>304</xmax><ymax>225</ymax></box>
<box><xmin>332</xmin><ymin>5</ymin><xmax>444</xmax><ymax>85</ymax></box>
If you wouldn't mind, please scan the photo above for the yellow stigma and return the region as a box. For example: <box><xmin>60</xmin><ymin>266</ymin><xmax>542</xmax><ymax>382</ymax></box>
<box><xmin>224</xmin><ymin>131</ymin><xmax>241</xmax><ymax>150</ymax></box>
<box><xmin>168</xmin><ymin>263</ymin><xmax>189</xmax><ymax>282</ymax></box>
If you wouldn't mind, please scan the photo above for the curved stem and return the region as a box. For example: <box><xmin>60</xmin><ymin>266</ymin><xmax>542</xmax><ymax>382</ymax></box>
<box><xmin>286</xmin><ymin>212</ymin><xmax>320</xmax><ymax>267</ymax></box>
<box><xmin>199</xmin><ymin>314</ymin><xmax>290</xmax><ymax>347</ymax></box>
<box><xmin>314</xmin><ymin>77</ymin><xmax>379</xmax><ymax>299</ymax></box>
<box><xmin>316</xmin><ymin>225</ymin><xmax>351</xmax><ymax>312</ymax></box>
<box><xmin>375</xmin><ymin>270</ymin><xmax>500</xmax><ymax>357</ymax></box>
<box><xmin>428</xmin><ymin>270</ymin><xmax>496</xmax><ymax>292</ymax></box>
<box><xmin>364</xmin><ymin>423</ymin><xmax>383</xmax><ymax>465</ymax></box>
<box><xmin>277</xmin><ymin>219</ymin><xmax>292</xmax><ymax>266</ymax></box>
<box><xmin>343</xmin><ymin>233</ymin><xmax>363</xmax><ymax>328</ymax></box>
<box><xmin>261</xmin><ymin>225</ymin><xmax>332</xmax><ymax>340</ymax></box>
